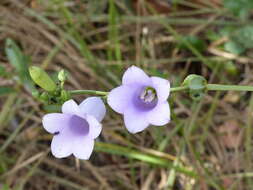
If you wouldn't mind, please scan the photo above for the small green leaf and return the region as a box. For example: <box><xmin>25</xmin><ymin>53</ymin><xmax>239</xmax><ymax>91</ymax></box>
<box><xmin>29</xmin><ymin>66</ymin><xmax>57</xmax><ymax>92</ymax></box>
<box><xmin>224</xmin><ymin>41</ymin><xmax>245</xmax><ymax>55</ymax></box>
<box><xmin>5</xmin><ymin>38</ymin><xmax>34</xmax><ymax>91</ymax></box>
<box><xmin>232</xmin><ymin>25</ymin><xmax>253</xmax><ymax>49</ymax></box>
<box><xmin>178</xmin><ymin>36</ymin><xmax>206</xmax><ymax>52</ymax></box>
<box><xmin>224</xmin><ymin>0</ymin><xmax>253</xmax><ymax>20</ymax></box>
<box><xmin>43</xmin><ymin>104</ymin><xmax>61</xmax><ymax>113</ymax></box>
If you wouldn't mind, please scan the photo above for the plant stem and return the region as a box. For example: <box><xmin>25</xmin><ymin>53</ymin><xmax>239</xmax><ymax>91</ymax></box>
<box><xmin>69</xmin><ymin>90</ymin><xmax>108</xmax><ymax>96</ymax></box>
<box><xmin>170</xmin><ymin>86</ymin><xmax>189</xmax><ymax>92</ymax></box>
<box><xmin>206</xmin><ymin>84</ymin><xmax>253</xmax><ymax>91</ymax></box>
<box><xmin>69</xmin><ymin>84</ymin><xmax>253</xmax><ymax>96</ymax></box>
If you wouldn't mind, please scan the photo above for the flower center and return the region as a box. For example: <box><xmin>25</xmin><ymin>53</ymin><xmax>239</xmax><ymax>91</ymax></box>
<box><xmin>69</xmin><ymin>115</ymin><xmax>89</xmax><ymax>136</ymax></box>
<box><xmin>139</xmin><ymin>87</ymin><xmax>157</xmax><ymax>103</ymax></box>
<box><xmin>133</xmin><ymin>86</ymin><xmax>158</xmax><ymax>111</ymax></box>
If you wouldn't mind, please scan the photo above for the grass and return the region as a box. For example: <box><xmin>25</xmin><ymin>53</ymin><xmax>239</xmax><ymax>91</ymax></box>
<box><xmin>1</xmin><ymin>0</ymin><xmax>253</xmax><ymax>189</ymax></box>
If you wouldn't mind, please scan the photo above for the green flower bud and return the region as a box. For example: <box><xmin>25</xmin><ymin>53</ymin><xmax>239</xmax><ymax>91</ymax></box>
<box><xmin>183</xmin><ymin>74</ymin><xmax>207</xmax><ymax>101</ymax></box>
<box><xmin>58</xmin><ymin>69</ymin><xmax>68</xmax><ymax>82</ymax></box>
<box><xmin>29</xmin><ymin>66</ymin><xmax>57</xmax><ymax>92</ymax></box>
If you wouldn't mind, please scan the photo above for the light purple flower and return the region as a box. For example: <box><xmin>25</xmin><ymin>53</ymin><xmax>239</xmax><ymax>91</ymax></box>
<box><xmin>108</xmin><ymin>66</ymin><xmax>170</xmax><ymax>134</ymax></box>
<box><xmin>42</xmin><ymin>97</ymin><xmax>106</xmax><ymax>159</ymax></box>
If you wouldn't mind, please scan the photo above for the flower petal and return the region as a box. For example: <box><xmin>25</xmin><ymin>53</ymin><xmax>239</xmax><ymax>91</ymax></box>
<box><xmin>51</xmin><ymin>134</ymin><xmax>73</xmax><ymax>158</ymax></box>
<box><xmin>42</xmin><ymin>113</ymin><xmax>71</xmax><ymax>134</ymax></box>
<box><xmin>79</xmin><ymin>97</ymin><xmax>106</xmax><ymax>122</ymax></box>
<box><xmin>73</xmin><ymin>136</ymin><xmax>94</xmax><ymax>160</ymax></box>
<box><xmin>62</xmin><ymin>99</ymin><xmax>80</xmax><ymax>115</ymax></box>
<box><xmin>108</xmin><ymin>85</ymin><xmax>137</xmax><ymax>114</ymax></box>
<box><xmin>151</xmin><ymin>77</ymin><xmax>170</xmax><ymax>102</ymax></box>
<box><xmin>86</xmin><ymin>115</ymin><xmax>102</xmax><ymax>139</ymax></box>
<box><xmin>124</xmin><ymin>107</ymin><xmax>149</xmax><ymax>134</ymax></box>
<box><xmin>146</xmin><ymin>102</ymin><xmax>170</xmax><ymax>126</ymax></box>
<box><xmin>122</xmin><ymin>66</ymin><xmax>151</xmax><ymax>86</ymax></box>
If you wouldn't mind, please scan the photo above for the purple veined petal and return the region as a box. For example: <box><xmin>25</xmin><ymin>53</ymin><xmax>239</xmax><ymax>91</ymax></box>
<box><xmin>62</xmin><ymin>99</ymin><xmax>81</xmax><ymax>115</ymax></box>
<box><xmin>123</xmin><ymin>107</ymin><xmax>149</xmax><ymax>134</ymax></box>
<box><xmin>86</xmin><ymin>114</ymin><xmax>102</xmax><ymax>139</ymax></box>
<box><xmin>79</xmin><ymin>97</ymin><xmax>106</xmax><ymax>122</ymax></box>
<box><xmin>151</xmin><ymin>77</ymin><xmax>170</xmax><ymax>102</ymax></box>
<box><xmin>42</xmin><ymin>113</ymin><xmax>71</xmax><ymax>134</ymax></box>
<box><xmin>73</xmin><ymin>136</ymin><xmax>94</xmax><ymax>160</ymax></box>
<box><xmin>108</xmin><ymin>85</ymin><xmax>138</xmax><ymax>114</ymax></box>
<box><xmin>122</xmin><ymin>66</ymin><xmax>151</xmax><ymax>86</ymax></box>
<box><xmin>146</xmin><ymin>102</ymin><xmax>170</xmax><ymax>126</ymax></box>
<box><xmin>51</xmin><ymin>133</ymin><xmax>73</xmax><ymax>158</ymax></box>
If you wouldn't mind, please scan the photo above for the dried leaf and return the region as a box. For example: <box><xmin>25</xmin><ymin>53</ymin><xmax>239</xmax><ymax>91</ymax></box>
<box><xmin>217</xmin><ymin>120</ymin><xmax>242</xmax><ymax>149</ymax></box>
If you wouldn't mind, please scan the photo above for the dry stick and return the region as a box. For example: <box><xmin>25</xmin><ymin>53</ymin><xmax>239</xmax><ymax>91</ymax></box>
<box><xmin>208</xmin><ymin>47</ymin><xmax>253</xmax><ymax>64</ymax></box>
<box><xmin>0</xmin><ymin>111</ymin><xmax>34</xmax><ymax>154</ymax></box>
<box><xmin>0</xmin><ymin>151</ymin><xmax>46</xmax><ymax>178</ymax></box>
<box><xmin>34</xmin><ymin>168</ymin><xmax>89</xmax><ymax>190</ymax></box>
<box><xmin>16</xmin><ymin>149</ymin><xmax>50</xmax><ymax>189</ymax></box>
<box><xmin>43</xmin><ymin>158</ymin><xmax>98</xmax><ymax>188</ymax></box>
<box><xmin>84</xmin><ymin>161</ymin><xmax>112</xmax><ymax>190</ymax></box>
<box><xmin>141</xmin><ymin>170</ymin><xmax>156</xmax><ymax>190</ymax></box>
<box><xmin>0</xmin><ymin>94</ymin><xmax>17</xmax><ymax>133</ymax></box>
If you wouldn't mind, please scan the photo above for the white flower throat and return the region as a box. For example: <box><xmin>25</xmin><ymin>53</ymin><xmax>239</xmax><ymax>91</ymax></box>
<box><xmin>139</xmin><ymin>87</ymin><xmax>157</xmax><ymax>103</ymax></box>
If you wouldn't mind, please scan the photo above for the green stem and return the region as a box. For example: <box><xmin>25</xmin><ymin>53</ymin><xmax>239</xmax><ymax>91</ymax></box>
<box><xmin>170</xmin><ymin>86</ymin><xmax>189</xmax><ymax>92</ymax></box>
<box><xmin>69</xmin><ymin>84</ymin><xmax>253</xmax><ymax>97</ymax></box>
<box><xmin>69</xmin><ymin>90</ymin><xmax>108</xmax><ymax>96</ymax></box>
<box><xmin>206</xmin><ymin>84</ymin><xmax>253</xmax><ymax>91</ymax></box>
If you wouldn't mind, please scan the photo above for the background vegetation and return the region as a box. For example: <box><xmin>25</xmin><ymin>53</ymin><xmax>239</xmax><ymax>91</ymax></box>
<box><xmin>1</xmin><ymin>0</ymin><xmax>253</xmax><ymax>189</ymax></box>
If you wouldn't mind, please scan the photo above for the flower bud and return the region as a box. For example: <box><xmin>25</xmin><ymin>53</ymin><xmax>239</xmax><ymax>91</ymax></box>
<box><xmin>183</xmin><ymin>74</ymin><xmax>207</xmax><ymax>100</ymax></box>
<box><xmin>58</xmin><ymin>69</ymin><xmax>68</xmax><ymax>82</ymax></box>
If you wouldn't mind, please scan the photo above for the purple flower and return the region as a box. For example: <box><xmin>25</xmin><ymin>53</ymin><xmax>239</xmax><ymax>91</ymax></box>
<box><xmin>108</xmin><ymin>66</ymin><xmax>170</xmax><ymax>133</ymax></box>
<box><xmin>42</xmin><ymin>97</ymin><xmax>106</xmax><ymax>159</ymax></box>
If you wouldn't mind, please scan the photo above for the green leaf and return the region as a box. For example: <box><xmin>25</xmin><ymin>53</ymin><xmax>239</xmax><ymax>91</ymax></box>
<box><xmin>5</xmin><ymin>38</ymin><xmax>34</xmax><ymax>91</ymax></box>
<box><xmin>178</xmin><ymin>36</ymin><xmax>206</xmax><ymax>52</ymax></box>
<box><xmin>224</xmin><ymin>41</ymin><xmax>245</xmax><ymax>55</ymax></box>
<box><xmin>29</xmin><ymin>66</ymin><xmax>57</xmax><ymax>92</ymax></box>
<box><xmin>224</xmin><ymin>0</ymin><xmax>253</xmax><ymax>20</ymax></box>
<box><xmin>231</xmin><ymin>25</ymin><xmax>253</xmax><ymax>49</ymax></box>
<box><xmin>43</xmin><ymin>104</ymin><xmax>61</xmax><ymax>113</ymax></box>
